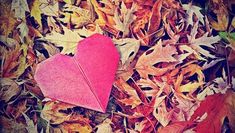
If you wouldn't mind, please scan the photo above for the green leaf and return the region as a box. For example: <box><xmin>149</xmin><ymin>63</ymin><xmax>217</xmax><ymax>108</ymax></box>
<box><xmin>219</xmin><ymin>32</ymin><xmax>228</xmax><ymax>41</ymax></box>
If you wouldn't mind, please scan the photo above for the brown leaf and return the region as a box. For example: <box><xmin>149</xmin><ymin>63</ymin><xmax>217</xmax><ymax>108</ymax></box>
<box><xmin>0</xmin><ymin>0</ymin><xmax>17</xmax><ymax>36</ymax></box>
<box><xmin>0</xmin><ymin>78</ymin><xmax>20</xmax><ymax>102</ymax></box>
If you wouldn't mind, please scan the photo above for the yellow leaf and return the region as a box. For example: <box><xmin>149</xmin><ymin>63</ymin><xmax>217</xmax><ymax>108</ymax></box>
<box><xmin>175</xmin><ymin>64</ymin><xmax>204</xmax><ymax>93</ymax></box>
<box><xmin>179</xmin><ymin>82</ymin><xmax>203</xmax><ymax>93</ymax></box>
<box><xmin>31</xmin><ymin>0</ymin><xmax>42</xmax><ymax>27</ymax></box>
<box><xmin>60</xmin><ymin>122</ymin><xmax>92</xmax><ymax>133</ymax></box>
<box><xmin>41</xmin><ymin>101</ymin><xmax>75</xmax><ymax>124</ymax></box>
<box><xmin>210</xmin><ymin>14</ymin><xmax>228</xmax><ymax>31</ymax></box>
<box><xmin>45</xmin><ymin>26</ymin><xmax>102</xmax><ymax>54</ymax></box>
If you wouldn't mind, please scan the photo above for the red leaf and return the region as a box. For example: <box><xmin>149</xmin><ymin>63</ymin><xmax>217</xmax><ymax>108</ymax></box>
<box><xmin>190</xmin><ymin>90</ymin><xmax>235</xmax><ymax>133</ymax></box>
<box><xmin>158</xmin><ymin>121</ymin><xmax>195</xmax><ymax>133</ymax></box>
<box><xmin>34</xmin><ymin>34</ymin><xmax>120</xmax><ymax>112</ymax></box>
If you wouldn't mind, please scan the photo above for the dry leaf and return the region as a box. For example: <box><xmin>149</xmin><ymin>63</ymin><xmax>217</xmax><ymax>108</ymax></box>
<box><xmin>113</xmin><ymin>2</ymin><xmax>137</xmax><ymax>37</ymax></box>
<box><xmin>114</xmin><ymin>78</ymin><xmax>142</xmax><ymax>108</ymax></box>
<box><xmin>182</xmin><ymin>3</ymin><xmax>204</xmax><ymax>26</ymax></box>
<box><xmin>136</xmin><ymin>40</ymin><xmax>177</xmax><ymax>78</ymax></box>
<box><xmin>95</xmin><ymin>118</ymin><xmax>113</xmax><ymax>133</ymax></box>
<box><xmin>190</xmin><ymin>90</ymin><xmax>235</xmax><ymax>133</ymax></box>
<box><xmin>0</xmin><ymin>78</ymin><xmax>20</xmax><ymax>102</ymax></box>
<box><xmin>113</xmin><ymin>38</ymin><xmax>140</xmax><ymax>65</ymax></box>
<box><xmin>187</xmin><ymin>21</ymin><xmax>221</xmax><ymax>58</ymax></box>
<box><xmin>11</xmin><ymin>0</ymin><xmax>29</xmax><ymax>19</ymax></box>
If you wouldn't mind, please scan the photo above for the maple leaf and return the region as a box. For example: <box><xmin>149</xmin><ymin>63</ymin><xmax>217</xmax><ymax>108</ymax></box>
<box><xmin>187</xmin><ymin>21</ymin><xmax>221</xmax><ymax>58</ymax></box>
<box><xmin>113</xmin><ymin>2</ymin><xmax>137</xmax><ymax>37</ymax></box>
<box><xmin>135</xmin><ymin>40</ymin><xmax>177</xmax><ymax>78</ymax></box>
<box><xmin>190</xmin><ymin>90</ymin><xmax>235</xmax><ymax>133</ymax></box>
<box><xmin>113</xmin><ymin>38</ymin><xmax>140</xmax><ymax>65</ymax></box>
<box><xmin>114</xmin><ymin>78</ymin><xmax>142</xmax><ymax>108</ymax></box>
<box><xmin>182</xmin><ymin>3</ymin><xmax>204</xmax><ymax>26</ymax></box>
<box><xmin>11</xmin><ymin>0</ymin><xmax>29</xmax><ymax>19</ymax></box>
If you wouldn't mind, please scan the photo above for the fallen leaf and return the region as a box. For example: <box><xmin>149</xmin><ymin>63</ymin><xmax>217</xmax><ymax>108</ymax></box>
<box><xmin>113</xmin><ymin>38</ymin><xmax>140</xmax><ymax>65</ymax></box>
<box><xmin>148</xmin><ymin>0</ymin><xmax>163</xmax><ymax>36</ymax></box>
<box><xmin>158</xmin><ymin>121</ymin><xmax>195</xmax><ymax>133</ymax></box>
<box><xmin>30</xmin><ymin>0</ymin><xmax>42</xmax><ymax>27</ymax></box>
<box><xmin>113</xmin><ymin>2</ymin><xmax>136</xmax><ymax>37</ymax></box>
<box><xmin>153</xmin><ymin>101</ymin><xmax>172</xmax><ymax>127</ymax></box>
<box><xmin>45</xmin><ymin>26</ymin><xmax>83</xmax><ymax>54</ymax></box>
<box><xmin>95</xmin><ymin>118</ymin><xmax>113</xmax><ymax>133</ymax></box>
<box><xmin>187</xmin><ymin>21</ymin><xmax>221</xmax><ymax>58</ymax></box>
<box><xmin>22</xmin><ymin>113</ymin><xmax>38</xmax><ymax>133</ymax></box>
<box><xmin>190</xmin><ymin>90</ymin><xmax>235</xmax><ymax>133</ymax></box>
<box><xmin>39</xmin><ymin>0</ymin><xmax>59</xmax><ymax>17</ymax></box>
<box><xmin>175</xmin><ymin>64</ymin><xmax>204</xmax><ymax>93</ymax></box>
<box><xmin>0</xmin><ymin>78</ymin><xmax>20</xmax><ymax>102</ymax></box>
<box><xmin>16</xmin><ymin>21</ymin><xmax>29</xmax><ymax>41</ymax></box>
<box><xmin>0</xmin><ymin>1</ymin><xmax>17</xmax><ymax>36</ymax></box>
<box><xmin>60</xmin><ymin>122</ymin><xmax>92</xmax><ymax>133</ymax></box>
<box><xmin>136</xmin><ymin>40</ymin><xmax>177</xmax><ymax>78</ymax></box>
<box><xmin>0</xmin><ymin>116</ymin><xmax>26</xmax><ymax>133</ymax></box>
<box><xmin>41</xmin><ymin>101</ymin><xmax>75</xmax><ymax>124</ymax></box>
<box><xmin>173</xmin><ymin>93</ymin><xmax>199</xmax><ymax>121</ymax></box>
<box><xmin>1</xmin><ymin>43</ymin><xmax>29</xmax><ymax>78</ymax></box>
<box><xmin>11</xmin><ymin>0</ymin><xmax>29</xmax><ymax>19</ymax></box>
<box><xmin>59</xmin><ymin>4</ymin><xmax>92</xmax><ymax>28</ymax></box>
<box><xmin>45</xmin><ymin>26</ymin><xmax>101</xmax><ymax>54</ymax></box>
<box><xmin>182</xmin><ymin>3</ymin><xmax>204</xmax><ymax>26</ymax></box>
<box><xmin>114</xmin><ymin>78</ymin><xmax>142</xmax><ymax>108</ymax></box>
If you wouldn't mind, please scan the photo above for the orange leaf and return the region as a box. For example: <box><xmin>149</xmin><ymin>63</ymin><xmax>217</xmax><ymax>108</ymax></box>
<box><xmin>114</xmin><ymin>78</ymin><xmax>142</xmax><ymax>108</ymax></box>
<box><xmin>148</xmin><ymin>0</ymin><xmax>163</xmax><ymax>36</ymax></box>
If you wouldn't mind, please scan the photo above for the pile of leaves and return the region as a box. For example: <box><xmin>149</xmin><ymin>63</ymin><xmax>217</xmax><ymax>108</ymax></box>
<box><xmin>1</xmin><ymin>0</ymin><xmax>235</xmax><ymax>132</ymax></box>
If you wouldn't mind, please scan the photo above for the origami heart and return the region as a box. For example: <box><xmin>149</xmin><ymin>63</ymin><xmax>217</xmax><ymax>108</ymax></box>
<box><xmin>34</xmin><ymin>34</ymin><xmax>119</xmax><ymax>112</ymax></box>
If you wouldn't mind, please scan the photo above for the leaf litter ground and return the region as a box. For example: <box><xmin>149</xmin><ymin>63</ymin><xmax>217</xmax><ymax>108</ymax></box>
<box><xmin>0</xmin><ymin>0</ymin><xmax>235</xmax><ymax>132</ymax></box>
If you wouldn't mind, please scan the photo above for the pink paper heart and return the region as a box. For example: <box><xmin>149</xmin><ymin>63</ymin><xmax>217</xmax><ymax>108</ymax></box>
<box><xmin>34</xmin><ymin>34</ymin><xmax>119</xmax><ymax>112</ymax></box>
